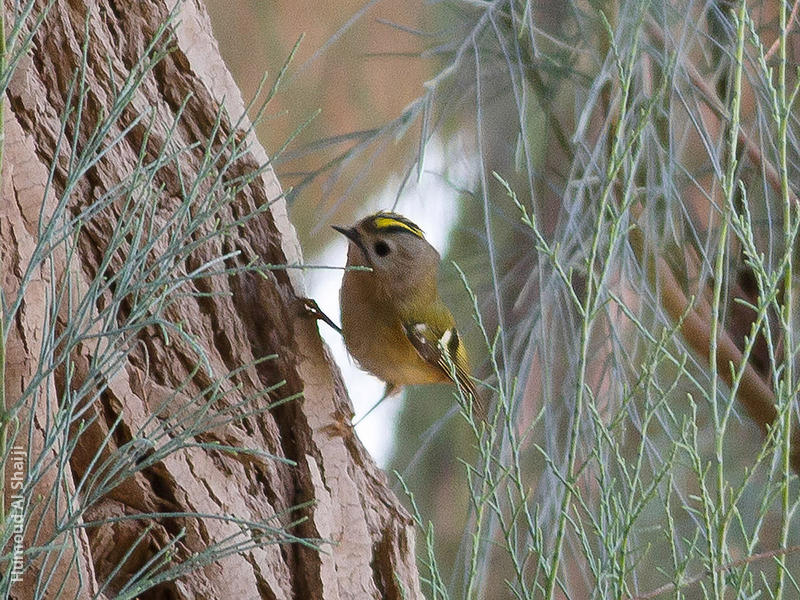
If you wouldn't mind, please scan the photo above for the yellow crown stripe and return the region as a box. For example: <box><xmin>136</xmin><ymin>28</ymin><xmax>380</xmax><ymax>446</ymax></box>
<box><xmin>372</xmin><ymin>215</ymin><xmax>424</xmax><ymax>238</ymax></box>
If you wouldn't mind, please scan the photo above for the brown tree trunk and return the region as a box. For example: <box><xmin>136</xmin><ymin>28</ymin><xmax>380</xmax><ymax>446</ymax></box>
<box><xmin>1</xmin><ymin>1</ymin><xmax>421</xmax><ymax>598</ymax></box>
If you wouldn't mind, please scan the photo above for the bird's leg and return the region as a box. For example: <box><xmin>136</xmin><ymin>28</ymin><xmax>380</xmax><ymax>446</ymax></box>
<box><xmin>301</xmin><ymin>298</ymin><xmax>342</xmax><ymax>334</ymax></box>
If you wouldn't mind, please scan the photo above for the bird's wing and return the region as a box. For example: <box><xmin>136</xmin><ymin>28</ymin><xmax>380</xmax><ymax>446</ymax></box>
<box><xmin>403</xmin><ymin>322</ymin><xmax>482</xmax><ymax>416</ymax></box>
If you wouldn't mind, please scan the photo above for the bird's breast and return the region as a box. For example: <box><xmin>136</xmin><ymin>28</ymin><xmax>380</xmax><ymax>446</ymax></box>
<box><xmin>339</xmin><ymin>272</ymin><xmax>446</xmax><ymax>386</ymax></box>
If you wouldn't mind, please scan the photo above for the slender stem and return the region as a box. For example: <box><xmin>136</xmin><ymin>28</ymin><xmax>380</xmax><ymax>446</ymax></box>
<box><xmin>545</xmin><ymin>11</ymin><xmax>641</xmax><ymax>594</ymax></box>
<box><xmin>707</xmin><ymin>4</ymin><xmax>747</xmax><ymax>597</ymax></box>
<box><xmin>765</xmin><ymin>0</ymin><xmax>800</xmax><ymax>61</ymax></box>
<box><xmin>776</xmin><ymin>0</ymin><xmax>794</xmax><ymax>597</ymax></box>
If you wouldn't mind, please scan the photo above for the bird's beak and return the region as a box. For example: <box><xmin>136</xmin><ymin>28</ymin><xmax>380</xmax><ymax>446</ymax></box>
<box><xmin>332</xmin><ymin>225</ymin><xmax>365</xmax><ymax>254</ymax></box>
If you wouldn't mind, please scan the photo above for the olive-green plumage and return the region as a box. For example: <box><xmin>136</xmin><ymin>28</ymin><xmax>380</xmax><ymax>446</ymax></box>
<box><xmin>333</xmin><ymin>212</ymin><xmax>477</xmax><ymax>407</ymax></box>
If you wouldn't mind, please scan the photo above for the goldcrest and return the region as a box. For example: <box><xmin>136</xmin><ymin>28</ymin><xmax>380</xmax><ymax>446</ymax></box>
<box><xmin>333</xmin><ymin>212</ymin><xmax>479</xmax><ymax>411</ymax></box>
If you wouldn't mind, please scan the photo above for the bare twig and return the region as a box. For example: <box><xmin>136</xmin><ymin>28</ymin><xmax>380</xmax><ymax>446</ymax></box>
<box><xmin>628</xmin><ymin>225</ymin><xmax>799</xmax><ymax>471</ymax></box>
<box><xmin>647</xmin><ymin>20</ymin><xmax>799</xmax><ymax>207</ymax></box>
<box><xmin>629</xmin><ymin>545</ymin><xmax>800</xmax><ymax>600</ymax></box>
<box><xmin>765</xmin><ymin>0</ymin><xmax>800</xmax><ymax>61</ymax></box>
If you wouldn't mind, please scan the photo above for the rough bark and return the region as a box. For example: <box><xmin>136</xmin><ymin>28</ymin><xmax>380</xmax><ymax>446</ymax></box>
<box><xmin>1</xmin><ymin>1</ymin><xmax>422</xmax><ymax>598</ymax></box>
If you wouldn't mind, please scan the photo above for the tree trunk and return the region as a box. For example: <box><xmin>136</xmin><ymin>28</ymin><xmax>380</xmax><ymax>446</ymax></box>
<box><xmin>0</xmin><ymin>1</ymin><xmax>421</xmax><ymax>598</ymax></box>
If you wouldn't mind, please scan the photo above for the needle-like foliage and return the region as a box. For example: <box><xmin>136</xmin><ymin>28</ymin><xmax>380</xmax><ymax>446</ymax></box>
<box><xmin>0</xmin><ymin>3</ymin><xmax>317</xmax><ymax>597</ymax></box>
<box><xmin>289</xmin><ymin>0</ymin><xmax>800</xmax><ymax>597</ymax></box>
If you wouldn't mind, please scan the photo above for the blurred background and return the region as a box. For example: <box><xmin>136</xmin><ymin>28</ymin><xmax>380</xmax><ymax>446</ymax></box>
<box><xmin>205</xmin><ymin>1</ymin><xmax>800</xmax><ymax>597</ymax></box>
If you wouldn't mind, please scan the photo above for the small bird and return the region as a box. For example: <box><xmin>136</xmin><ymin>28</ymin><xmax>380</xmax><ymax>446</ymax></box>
<box><xmin>333</xmin><ymin>212</ymin><xmax>479</xmax><ymax>413</ymax></box>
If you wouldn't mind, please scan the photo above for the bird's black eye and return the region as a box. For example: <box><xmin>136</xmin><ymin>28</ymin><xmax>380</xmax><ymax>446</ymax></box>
<box><xmin>374</xmin><ymin>240</ymin><xmax>390</xmax><ymax>257</ymax></box>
